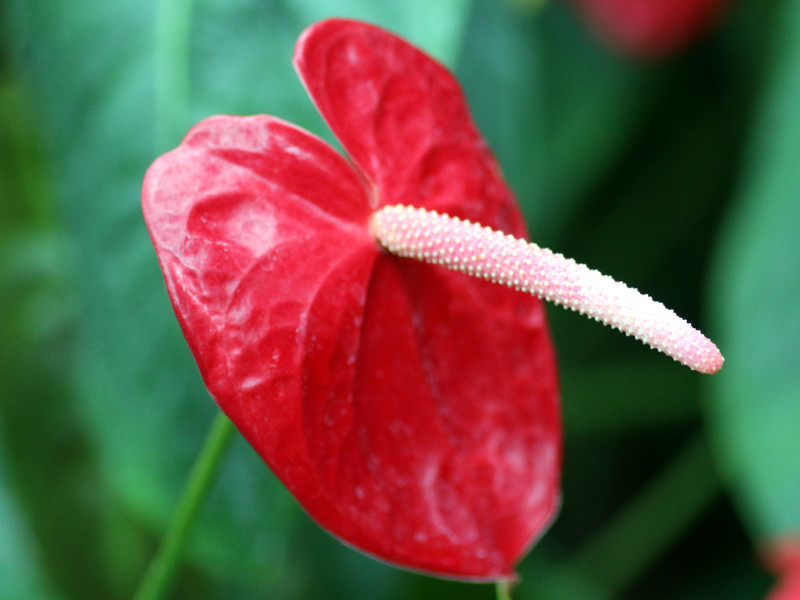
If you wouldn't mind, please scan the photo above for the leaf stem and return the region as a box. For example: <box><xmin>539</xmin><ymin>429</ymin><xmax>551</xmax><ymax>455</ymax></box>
<box><xmin>133</xmin><ymin>411</ymin><xmax>236</xmax><ymax>600</ymax></box>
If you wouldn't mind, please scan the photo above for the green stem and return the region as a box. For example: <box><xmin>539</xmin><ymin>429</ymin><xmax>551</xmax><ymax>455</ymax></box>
<box><xmin>496</xmin><ymin>579</ymin><xmax>514</xmax><ymax>600</ymax></box>
<box><xmin>133</xmin><ymin>412</ymin><xmax>236</xmax><ymax>600</ymax></box>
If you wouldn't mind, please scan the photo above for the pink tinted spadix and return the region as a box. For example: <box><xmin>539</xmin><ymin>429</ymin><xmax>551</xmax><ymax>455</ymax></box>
<box><xmin>372</xmin><ymin>205</ymin><xmax>723</xmax><ymax>374</ymax></box>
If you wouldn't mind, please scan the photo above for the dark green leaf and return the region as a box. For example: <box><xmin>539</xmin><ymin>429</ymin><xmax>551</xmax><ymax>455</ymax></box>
<box><xmin>708</xmin><ymin>0</ymin><xmax>800</xmax><ymax>540</ymax></box>
<box><xmin>0</xmin><ymin>449</ymin><xmax>64</xmax><ymax>600</ymax></box>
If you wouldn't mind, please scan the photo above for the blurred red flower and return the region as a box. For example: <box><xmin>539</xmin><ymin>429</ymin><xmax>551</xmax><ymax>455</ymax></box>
<box><xmin>567</xmin><ymin>0</ymin><xmax>730</xmax><ymax>57</ymax></box>
<box><xmin>764</xmin><ymin>538</ymin><xmax>800</xmax><ymax>600</ymax></box>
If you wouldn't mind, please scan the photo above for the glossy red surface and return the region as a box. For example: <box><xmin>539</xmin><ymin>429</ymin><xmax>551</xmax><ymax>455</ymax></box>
<box><xmin>142</xmin><ymin>19</ymin><xmax>560</xmax><ymax>579</ymax></box>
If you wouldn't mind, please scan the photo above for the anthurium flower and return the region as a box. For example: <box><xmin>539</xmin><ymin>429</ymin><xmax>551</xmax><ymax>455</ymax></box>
<box><xmin>567</xmin><ymin>0</ymin><xmax>729</xmax><ymax>57</ymax></box>
<box><xmin>142</xmin><ymin>18</ymin><xmax>721</xmax><ymax>580</ymax></box>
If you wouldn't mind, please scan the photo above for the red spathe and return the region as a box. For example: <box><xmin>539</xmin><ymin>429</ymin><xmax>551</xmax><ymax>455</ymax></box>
<box><xmin>142</xmin><ymin>19</ymin><xmax>560</xmax><ymax>579</ymax></box>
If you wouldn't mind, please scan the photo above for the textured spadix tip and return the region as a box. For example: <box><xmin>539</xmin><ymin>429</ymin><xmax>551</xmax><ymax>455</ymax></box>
<box><xmin>371</xmin><ymin>204</ymin><xmax>724</xmax><ymax>375</ymax></box>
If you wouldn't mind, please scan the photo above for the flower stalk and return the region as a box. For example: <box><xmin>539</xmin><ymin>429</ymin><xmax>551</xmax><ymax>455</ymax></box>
<box><xmin>372</xmin><ymin>204</ymin><xmax>723</xmax><ymax>374</ymax></box>
<box><xmin>133</xmin><ymin>413</ymin><xmax>236</xmax><ymax>600</ymax></box>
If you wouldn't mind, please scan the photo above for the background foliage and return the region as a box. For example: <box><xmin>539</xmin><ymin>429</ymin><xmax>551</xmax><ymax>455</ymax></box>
<box><xmin>1</xmin><ymin>0</ymin><xmax>797</xmax><ymax>599</ymax></box>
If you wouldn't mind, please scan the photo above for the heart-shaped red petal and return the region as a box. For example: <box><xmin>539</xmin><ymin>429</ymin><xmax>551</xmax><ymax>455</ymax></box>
<box><xmin>142</xmin><ymin>19</ymin><xmax>560</xmax><ymax>579</ymax></box>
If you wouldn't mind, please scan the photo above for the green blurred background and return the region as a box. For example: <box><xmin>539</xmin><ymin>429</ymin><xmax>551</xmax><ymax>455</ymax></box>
<box><xmin>1</xmin><ymin>0</ymin><xmax>798</xmax><ymax>598</ymax></box>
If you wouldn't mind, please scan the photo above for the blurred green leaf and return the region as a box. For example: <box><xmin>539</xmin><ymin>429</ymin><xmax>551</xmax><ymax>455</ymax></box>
<box><xmin>708</xmin><ymin>0</ymin><xmax>800</xmax><ymax>540</ymax></box>
<box><xmin>533</xmin><ymin>3</ymin><xmax>653</xmax><ymax>243</ymax></box>
<box><xmin>459</xmin><ymin>1</ymin><xmax>652</xmax><ymax>246</ymax></box>
<box><xmin>0</xmin><ymin>76</ymin><xmax>115</xmax><ymax>599</ymax></box>
<box><xmin>457</xmin><ymin>0</ymin><xmax>548</xmax><ymax>236</ymax></box>
<box><xmin>568</xmin><ymin>434</ymin><xmax>720</xmax><ymax>594</ymax></box>
<box><xmin>0</xmin><ymin>447</ymin><xmax>64</xmax><ymax>600</ymax></box>
<box><xmin>561</xmin><ymin>359</ymin><xmax>701</xmax><ymax>439</ymax></box>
